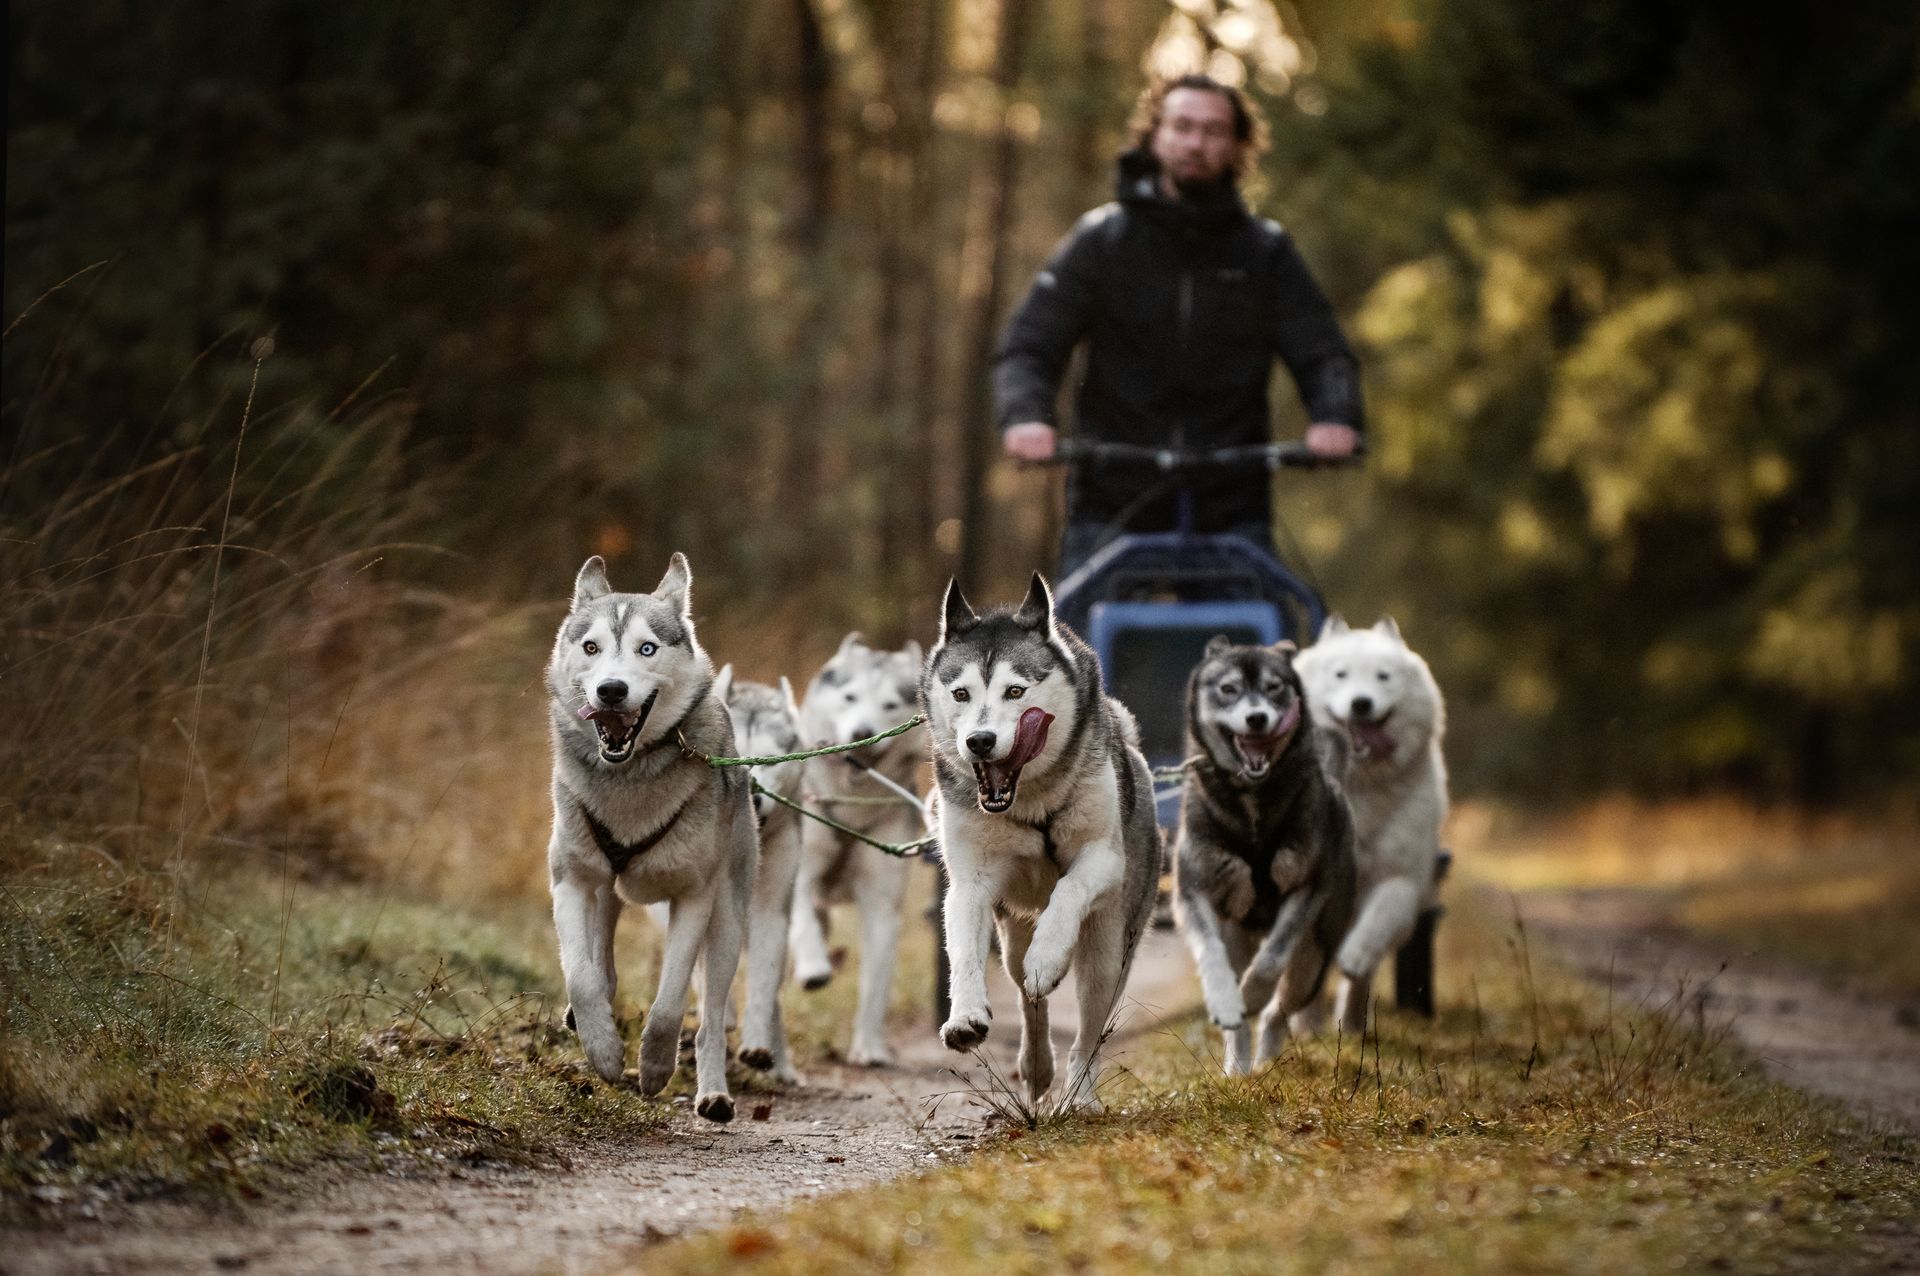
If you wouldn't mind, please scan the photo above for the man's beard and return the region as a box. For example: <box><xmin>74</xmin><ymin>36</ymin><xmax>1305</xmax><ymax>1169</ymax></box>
<box><xmin>1168</xmin><ymin>168</ymin><xmax>1233</xmax><ymax>201</ymax></box>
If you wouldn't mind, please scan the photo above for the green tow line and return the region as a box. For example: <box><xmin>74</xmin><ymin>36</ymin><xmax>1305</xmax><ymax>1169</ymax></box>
<box><xmin>678</xmin><ymin>714</ymin><xmax>937</xmax><ymax>859</ymax></box>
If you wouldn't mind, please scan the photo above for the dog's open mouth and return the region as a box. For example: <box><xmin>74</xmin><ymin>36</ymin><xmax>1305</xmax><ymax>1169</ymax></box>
<box><xmin>1230</xmin><ymin>699</ymin><xmax>1300</xmax><ymax>779</ymax></box>
<box><xmin>578</xmin><ymin>690</ymin><xmax>658</xmax><ymax>764</ymax></box>
<box><xmin>973</xmin><ymin>707</ymin><xmax>1054</xmax><ymax>814</ymax></box>
<box><xmin>1346</xmin><ymin>713</ymin><xmax>1395</xmax><ymax>761</ymax></box>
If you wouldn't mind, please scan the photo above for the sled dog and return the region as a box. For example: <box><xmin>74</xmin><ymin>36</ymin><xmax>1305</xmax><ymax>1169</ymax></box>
<box><xmin>711</xmin><ymin>665</ymin><xmax>808</xmax><ymax>1084</ymax></box>
<box><xmin>926</xmin><ymin>574</ymin><xmax>1160</xmax><ymax>1109</ymax></box>
<box><xmin>1173</xmin><ymin>637</ymin><xmax>1357</xmax><ymax>1075</ymax></box>
<box><xmin>1292</xmin><ymin>616</ymin><xmax>1448</xmax><ymax>1032</ymax></box>
<box><xmin>546</xmin><ymin>554</ymin><xmax>754</xmax><ymax>1122</ymax></box>
<box><xmin>788</xmin><ymin>634</ymin><xmax>926</xmax><ymax>1066</ymax></box>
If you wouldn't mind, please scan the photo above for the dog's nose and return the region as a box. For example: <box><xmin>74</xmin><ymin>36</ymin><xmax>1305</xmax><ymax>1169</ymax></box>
<box><xmin>1245</xmin><ymin>710</ymin><xmax>1270</xmax><ymax>733</ymax></box>
<box><xmin>851</xmin><ymin>722</ymin><xmax>876</xmax><ymax>743</ymax></box>
<box><xmin>596</xmin><ymin>680</ymin><xmax>628</xmax><ymax>706</ymax></box>
<box><xmin>1351</xmin><ymin>695</ymin><xmax>1373</xmax><ymax>718</ymax></box>
<box><xmin>966</xmin><ymin>731</ymin><xmax>997</xmax><ymax>758</ymax></box>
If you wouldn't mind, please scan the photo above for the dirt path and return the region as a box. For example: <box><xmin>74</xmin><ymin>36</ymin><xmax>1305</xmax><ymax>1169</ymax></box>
<box><xmin>1514</xmin><ymin>886</ymin><xmax>1920</xmax><ymax>1135</ymax></box>
<box><xmin>7</xmin><ymin>928</ymin><xmax>1201</xmax><ymax>1275</ymax></box>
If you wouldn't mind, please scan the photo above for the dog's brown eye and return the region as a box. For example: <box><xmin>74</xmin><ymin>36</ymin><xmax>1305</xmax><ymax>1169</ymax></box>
<box><xmin>1006</xmin><ymin>685</ymin><xmax>1025</xmax><ymax>700</ymax></box>
<box><xmin>952</xmin><ymin>688</ymin><xmax>970</xmax><ymax>703</ymax></box>
<box><xmin>1219</xmin><ymin>683</ymin><xmax>1240</xmax><ymax>698</ymax></box>
<box><xmin>583</xmin><ymin>641</ymin><xmax>599</xmax><ymax>655</ymax></box>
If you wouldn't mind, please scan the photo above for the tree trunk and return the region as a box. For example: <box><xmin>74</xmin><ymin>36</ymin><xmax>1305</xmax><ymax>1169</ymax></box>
<box><xmin>954</xmin><ymin>0</ymin><xmax>1033</xmax><ymax>597</ymax></box>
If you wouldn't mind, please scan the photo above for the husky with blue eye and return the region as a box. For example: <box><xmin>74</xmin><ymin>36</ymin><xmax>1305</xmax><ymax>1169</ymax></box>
<box><xmin>923</xmin><ymin>574</ymin><xmax>1160</xmax><ymax>1110</ymax></box>
<box><xmin>1173</xmin><ymin>636</ymin><xmax>1357</xmax><ymax>1076</ymax></box>
<box><xmin>545</xmin><ymin>553</ymin><xmax>755</xmax><ymax>1122</ymax></box>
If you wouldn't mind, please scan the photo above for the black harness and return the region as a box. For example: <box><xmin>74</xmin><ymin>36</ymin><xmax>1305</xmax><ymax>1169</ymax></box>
<box><xmin>1014</xmin><ymin>809</ymin><xmax>1062</xmax><ymax>868</ymax></box>
<box><xmin>577</xmin><ymin>792</ymin><xmax>696</xmax><ymax>875</ymax></box>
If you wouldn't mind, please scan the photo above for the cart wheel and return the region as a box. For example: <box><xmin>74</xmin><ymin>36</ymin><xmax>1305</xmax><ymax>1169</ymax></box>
<box><xmin>1393</xmin><ymin>847</ymin><xmax>1452</xmax><ymax>1017</ymax></box>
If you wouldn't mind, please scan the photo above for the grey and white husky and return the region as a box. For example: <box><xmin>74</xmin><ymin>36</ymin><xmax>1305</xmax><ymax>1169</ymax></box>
<box><xmin>545</xmin><ymin>554</ymin><xmax>754</xmax><ymax>1122</ymax></box>
<box><xmin>710</xmin><ymin>664</ymin><xmax>807</xmax><ymax>1084</ymax></box>
<box><xmin>1293</xmin><ymin>616</ymin><xmax>1448</xmax><ymax>1034</ymax></box>
<box><xmin>1173</xmin><ymin>637</ymin><xmax>1357</xmax><ymax>1076</ymax></box>
<box><xmin>925</xmin><ymin>575</ymin><xmax>1160</xmax><ymax>1109</ymax></box>
<box><xmin>788</xmin><ymin>634</ymin><xmax>926</xmax><ymax>1067</ymax></box>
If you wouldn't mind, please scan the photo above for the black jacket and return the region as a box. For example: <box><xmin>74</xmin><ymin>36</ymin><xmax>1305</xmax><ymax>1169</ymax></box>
<box><xmin>994</xmin><ymin>150</ymin><xmax>1364</xmax><ymax>534</ymax></box>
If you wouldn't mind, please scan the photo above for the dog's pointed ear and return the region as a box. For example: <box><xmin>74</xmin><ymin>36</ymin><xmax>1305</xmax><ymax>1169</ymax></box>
<box><xmin>712</xmin><ymin>662</ymin><xmax>734</xmax><ymax>705</ymax></box>
<box><xmin>573</xmin><ymin>556</ymin><xmax>611</xmax><ymax>609</ymax></box>
<box><xmin>1320</xmin><ymin>613</ymin><xmax>1350</xmax><ymax>640</ymax></box>
<box><xmin>939</xmin><ymin>578</ymin><xmax>978</xmax><ymax>642</ymax></box>
<box><xmin>1204</xmin><ymin>634</ymin><xmax>1234</xmax><ymax>660</ymax></box>
<box><xmin>779</xmin><ymin>675</ymin><xmax>801</xmax><ymax>719</ymax></box>
<box><xmin>837</xmin><ymin>630</ymin><xmax>868</xmax><ymax>655</ymax></box>
<box><xmin>900</xmin><ymin>639</ymin><xmax>924</xmax><ymax>669</ymax></box>
<box><xmin>1270</xmin><ymin>640</ymin><xmax>1299</xmax><ymax>660</ymax></box>
<box><xmin>1373</xmin><ymin>615</ymin><xmax>1403</xmax><ymax>643</ymax></box>
<box><xmin>653</xmin><ymin>552</ymin><xmax>692</xmax><ymax>615</ymax></box>
<box><xmin>1012</xmin><ymin>572</ymin><xmax>1055</xmax><ymax>630</ymax></box>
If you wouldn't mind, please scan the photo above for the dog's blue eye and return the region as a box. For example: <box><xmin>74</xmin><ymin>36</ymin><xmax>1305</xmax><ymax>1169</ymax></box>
<box><xmin>639</xmin><ymin>642</ymin><xmax>657</xmax><ymax>657</ymax></box>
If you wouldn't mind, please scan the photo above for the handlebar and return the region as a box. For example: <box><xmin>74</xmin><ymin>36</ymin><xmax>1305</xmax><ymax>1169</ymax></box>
<box><xmin>1024</xmin><ymin>438</ymin><xmax>1365</xmax><ymax>472</ymax></box>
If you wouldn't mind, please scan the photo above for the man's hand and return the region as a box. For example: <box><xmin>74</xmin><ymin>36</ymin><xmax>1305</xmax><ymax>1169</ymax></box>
<box><xmin>1003</xmin><ymin>422</ymin><xmax>1057</xmax><ymax>461</ymax></box>
<box><xmin>1305</xmin><ymin>423</ymin><xmax>1360</xmax><ymax>459</ymax></box>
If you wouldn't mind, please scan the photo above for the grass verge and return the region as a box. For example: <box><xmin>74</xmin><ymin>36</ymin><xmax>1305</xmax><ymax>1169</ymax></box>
<box><xmin>637</xmin><ymin>890</ymin><xmax>1920</xmax><ymax>1275</ymax></box>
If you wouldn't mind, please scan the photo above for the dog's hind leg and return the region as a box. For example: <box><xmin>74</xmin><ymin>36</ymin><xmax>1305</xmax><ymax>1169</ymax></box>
<box><xmin>1260</xmin><ymin>937</ymin><xmax>1328</xmax><ymax>1065</ymax></box>
<box><xmin>1332</xmin><ymin>969</ymin><xmax>1372</xmax><ymax>1037</ymax></box>
<box><xmin>997</xmin><ymin>911</ymin><xmax>1053</xmax><ymax>1102</ymax></box>
<box><xmin>693</xmin><ymin>889</ymin><xmax>743</xmax><ymax>1122</ymax></box>
<box><xmin>741</xmin><ymin>817</ymin><xmax>802</xmax><ymax>1080</ymax></box>
<box><xmin>1061</xmin><ymin>907</ymin><xmax>1129</xmax><ymax>1112</ymax></box>
<box><xmin>788</xmin><ymin>822</ymin><xmax>837</xmax><ymax>991</ymax></box>
<box><xmin>554</xmin><ymin>876</ymin><xmax>625</xmax><ymax>1083</ymax></box>
<box><xmin>847</xmin><ymin>853</ymin><xmax>909</xmax><ymax>1066</ymax></box>
<box><xmin>639</xmin><ymin>890</ymin><xmax>714</xmax><ymax>1097</ymax></box>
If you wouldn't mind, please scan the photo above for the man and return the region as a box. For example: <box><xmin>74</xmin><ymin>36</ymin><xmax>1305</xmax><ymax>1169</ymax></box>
<box><xmin>996</xmin><ymin>74</ymin><xmax>1364</xmax><ymax>577</ymax></box>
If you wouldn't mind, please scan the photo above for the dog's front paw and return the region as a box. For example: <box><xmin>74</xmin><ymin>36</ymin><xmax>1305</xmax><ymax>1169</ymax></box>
<box><xmin>695</xmin><ymin>1091</ymin><xmax>735</xmax><ymax>1123</ymax></box>
<box><xmin>848</xmin><ymin>1041</ymin><xmax>896</xmax><ymax>1068</ymax></box>
<box><xmin>738</xmin><ymin>1043</ymin><xmax>776</xmax><ymax>1072</ymax></box>
<box><xmin>1021</xmin><ymin>939</ymin><xmax>1072</xmax><ymax>1001</ymax></box>
<box><xmin>940</xmin><ymin>1009</ymin><xmax>991</xmax><ymax>1052</ymax></box>
<box><xmin>1202</xmin><ymin>972</ymin><xmax>1246</xmax><ymax>1032</ymax></box>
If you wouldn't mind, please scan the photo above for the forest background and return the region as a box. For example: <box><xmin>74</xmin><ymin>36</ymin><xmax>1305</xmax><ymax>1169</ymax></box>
<box><xmin>7</xmin><ymin>0</ymin><xmax>1918</xmax><ymax>836</ymax></box>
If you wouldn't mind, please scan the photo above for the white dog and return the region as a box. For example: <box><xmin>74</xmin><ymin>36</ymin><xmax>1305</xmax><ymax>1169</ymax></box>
<box><xmin>1292</xmin><ymin>615</ymin><xmax>1448</xmax><ymax>1033</ymax></box>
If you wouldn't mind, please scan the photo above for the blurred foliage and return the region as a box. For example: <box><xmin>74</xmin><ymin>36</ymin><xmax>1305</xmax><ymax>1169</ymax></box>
<box><xmin>6</xmin><ymin>0</ymin><xmax>1918</xmax><ymax>803</ymax></box>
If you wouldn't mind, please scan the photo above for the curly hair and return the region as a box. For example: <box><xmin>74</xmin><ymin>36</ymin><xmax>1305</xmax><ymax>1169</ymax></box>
<box><xmin>1128</xmin><ymin>73</ymin><xmax>1269</xmax><ymax>183</ymax></box>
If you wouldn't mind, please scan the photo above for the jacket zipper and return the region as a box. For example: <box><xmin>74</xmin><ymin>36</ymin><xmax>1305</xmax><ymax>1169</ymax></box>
<box><xmin>1177</xmin><ymin>269</ymin><xmax>1195</xmax><ymax>349</ymax></box>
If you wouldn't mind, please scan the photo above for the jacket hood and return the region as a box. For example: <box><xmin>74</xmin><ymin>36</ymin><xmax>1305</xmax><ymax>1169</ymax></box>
<box><xmin>1114</xmin><ymin>147</ymin><xmax>1249</xmax><ymax>231</ymax></box>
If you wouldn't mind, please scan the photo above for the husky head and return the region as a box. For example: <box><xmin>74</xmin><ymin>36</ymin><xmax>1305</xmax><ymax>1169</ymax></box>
<box><xmin>1293</xmin><ymin>615</ymin><xmax>1445</xmax><ymax>771</ymax></box>
<box><xmin>1187</xmin><ymin>636</ymin><xmax>1309</xmax><ymax>782</ymax></box>
<box><xmin>715</xmin><ymin>664</ymin><xmax>804</xmax><ymax>818</ymax></box>
<box><xmin>925</xmin><ymin>574</ymin><xmax>1085</xmax><ymax>814</ymax></box>
<box><xmin>547</xmin><ymin>553</ymin><xmax>712</xmax><ymax>766</ymax></box>
<box><xmin>800</xmin><ymin>633</ymin><xmax>924</xmax><ymax>762</ymax></box>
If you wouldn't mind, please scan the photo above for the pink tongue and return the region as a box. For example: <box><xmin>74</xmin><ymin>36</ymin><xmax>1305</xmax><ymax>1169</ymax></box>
<box><xmin>1353</xmin><ymin>721</ymin><xmax>1393</xmax><ymax>757</ymax></box>
<box><xmin>1005</xmin><ymin>707</ymin><xmax>1055</xmax><ymax>769</ymax></box>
